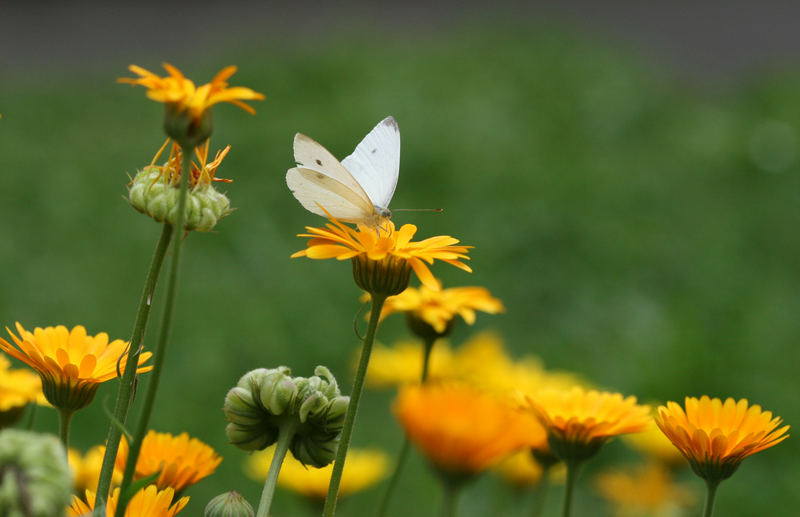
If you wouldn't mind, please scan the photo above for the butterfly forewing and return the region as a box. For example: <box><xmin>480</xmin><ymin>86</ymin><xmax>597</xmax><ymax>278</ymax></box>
<box><xmin>293</xmin><ymin>133</ymin><xmax>371</xmax><ymax>201</ymax></box>
<box><xmin>286</xmin><ymin>167</ymin><xmax>376</xmax><ymax>222</ymax></box>
<box><xmin>341</xmin><ymin>116</ymin><xmax>400</xmax><ymax>210</ymax></box>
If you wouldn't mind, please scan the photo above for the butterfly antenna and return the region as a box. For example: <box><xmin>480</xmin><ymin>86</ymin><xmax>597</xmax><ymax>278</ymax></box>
<box><xmin>391</xmin><ymin>208</ymin><xmax>444</xmax><ymax>213</ymax></box>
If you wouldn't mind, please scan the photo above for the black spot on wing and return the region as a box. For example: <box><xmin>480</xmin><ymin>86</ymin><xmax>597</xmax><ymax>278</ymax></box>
<box><xmin>371</xmin><ymin>148</ymin><xmax>377</xmax><ymax>154</ymax></box>
<box><xmin>315</xmin><ymin>159</ymin><xmax>323</xmax><ymax>166</ymax></box>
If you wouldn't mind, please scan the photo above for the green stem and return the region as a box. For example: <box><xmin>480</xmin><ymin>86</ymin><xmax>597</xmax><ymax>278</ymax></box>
<box><xmin>531</xmin><ymin>465</ymin><xmax>551</xmax><ymax>517</ymax></box>
<box><xmin>114</xmin><ymin>145</ymin><xmax>192</xmax><ymax>517</ymax></box>
<box><xmin>375</xmin><ymin>336</ymin><xmax>436</xmax><ymax>517</ymax></box>
<box><xmin>702</xmin><ymin>479</ymin><xmax>720</xmax><ymax>517</ymax></box>
<box><xmin>440</xmin><ymin>477</ymin><xmax>461</xmax><ymax>517</ymax></box>
<box><xmin>24</xmin><ymin>404</ymin><xmax>37</xmax><ymax>430</ymax></box>
<box><xmin>561</xmin><ymin>460</ymin><xmax>581</xmax><ymax>517</ymax></box>
<box><xmin>256</xmin><ymin>421</ymin><xmax>297</xmax><ymax>517</ymax></box>
<box><xmin>321</xmin><ymin>294</ymin><xmax>387</xmax><ymax>517</ymax></box>
<box><xmin>57</xmin><ymin>407</ymin><xmax>74</xmax><ymax>448</ymax></box>
<box><xmin>93</xmin><ymin>222</ymin><xmax>173</xmax><ymax>513</ymax></box>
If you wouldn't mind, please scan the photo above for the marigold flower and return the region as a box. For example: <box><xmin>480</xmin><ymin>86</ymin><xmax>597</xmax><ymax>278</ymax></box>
<box><xmin>526</xmin><ymin>386</ymin><xmax>651</xmax><ymax>463</ymax></box>
<box><xmin>0</xmin><ymin>323</ymin><xmax>152</xmax><ymax>411</ymax></box>
<box><xmin>116</xmin><ymin>430</ymin><xmax>222</xmax><ymax>492</ymax></box>
<box><xmin>69</xmin><ymin>445</ymin><xmax>121</xmax><ymax>495</ymax></box>
<box><xmin>119</xmin><ymin>63</ymin><xmax>264</xmax><ymax>145</ymax></box>
<box><xmin>594</xmin><ymin>463</ymin><xmax>694</xmax><ymax>517</ymax></box>
<box><xmin>394</xmin><ymin>383</ymin><xmax>531</xmax><ymax>476</ymax></box>
<box><xmin>0</xmin><ymin>354</ymin><xmax>45</xmax><ymax>427</ymax></box>
<box><xmin>381</xmin><ymin>279</ymin><xmax>504</xmax><ymax>336</ymax></box>
<box><xmin>68</xmin><ymin>486</ymin><xmax>188</xmax><ymax>517</ymax></box>
<box><xmin>654</xmin><ymin>396</ymin><xmax>789</xmax><ymax>483</ymax></box>
<box><xmin>292</xmin><ymin>217</ymin><xmax>471</xmax><ymax>294</ymax></box>
<box><xmin>245</xmin><ymin>445</ymin><xmax>389</xmax><ymax>502</ymax></box>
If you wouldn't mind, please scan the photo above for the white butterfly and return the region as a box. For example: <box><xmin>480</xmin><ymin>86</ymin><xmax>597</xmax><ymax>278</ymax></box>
<box><xmin>286</xmin><ymin>116</ymin><xmax>400</xmax><ymax>227</ymax></box>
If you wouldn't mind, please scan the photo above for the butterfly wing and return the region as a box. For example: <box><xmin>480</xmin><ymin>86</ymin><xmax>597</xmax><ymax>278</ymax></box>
<box><xmin>287</xmin><ymin>133</ymin><xmax>377</xmax><ymax>222</ymax></box>
<box><xmin>341</xmin><ymin>116</ymin><xmax>400</xmax><ymax>210</ymax></box>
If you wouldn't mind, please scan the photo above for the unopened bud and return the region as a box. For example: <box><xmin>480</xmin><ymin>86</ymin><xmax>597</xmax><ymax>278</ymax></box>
<box><xmin>204</xmin><ymin>491</ymin><xmax>255</xmax><ymax>517</ymax></box>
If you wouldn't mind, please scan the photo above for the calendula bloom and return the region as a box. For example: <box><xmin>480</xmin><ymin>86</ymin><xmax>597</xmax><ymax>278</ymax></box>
<box><xmin>292</xmin><ymin>217</ymin><xmax>471</xmax><ymax>294</ymax></box>
<box><xmin>623</xmin><ymin>422</ymin><xmax>687</xmax><ymax>467</ymax></box>
<box><xmin>365</xmin><ymin>339</ymin><xmax>454</xmax><ymax>387</ymax></box>
<box><xmin>526</xmin><ymin>387</ymin><xmax>651</xmax><ymax>463</ymax></box>
<box><xmin>128</xmin><ymin>139</ymin><xmax>233</xmax><ymax>231</ymax></box>
<box><xmin>116</xmin><ymin>430</ymin><xmax>222</xmax><ymax>492</ymax></box>
<box><xmin>381</xmin><ymin>279</ymin><xmax>504</xmax><ymax>336</ymax></box>
<box><xmin>655</xmin><ymin>396</ymin><xmax>789</xmax><ymax>483</ymax></box>
<box><xmin>0</xmin><ymin>323</ymin><xmax>152</xmax><ymax>411</ymax></box>
<box><xmin>394</xmin><ymin>383</ymin><xmax>530</xmax><ymax>476</ymax></box>
<box><xmin>594</xmin><ymin>463</ymin><xmax>694</xmax><ymax>517</ymax></box>
<box><xmin>0</xmin><ymin>354</ymin><xmax>45</xmax><ymax>427</ymax></box>
<box><xmin>69</xmin><ymin>445</ymin><xmax>118</xmax><ymax>495</ymax></box>
<box><xmin>69</xmin><ymin>486</ymin><xmax>188</xmax><ymax>517</ymax></box>
<box><xmin>245</xmin><ymin>445</ymin><xmax>389</xmax><ymax>502</ymax></box>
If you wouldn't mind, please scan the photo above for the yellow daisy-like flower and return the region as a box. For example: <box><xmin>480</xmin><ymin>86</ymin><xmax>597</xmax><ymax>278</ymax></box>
<box><xmin>594</xmin><ymin>463</ymin><xmax>694</xmax><ymax>517</ymax></box>
<box><xmin>654</xmin><ymin>396</ymin><xmax>789</xmax><ymax>483</ymax></box>
<box><xmin>68</xmin><ymin>486</ymin><xmax>188</xmax><ymax>517</ymax></box>
<box><xmin>292</xmin><ymin>217</ymin><xmax>471</xmax><ymax>294</ymax></box>
<box><xmin>623</xmin><ymin>421</ymin><xmax>687</xmax><ymax>467</ymax></box>
<box><xmin>0</xmin><ymin>354</ymin><xmax>45</xmax><ymax>427</ymax></box>
<box><xmin>245</xmin><ymin>446</ymin><xmax>389</xmax><ymax>502</ymax></box>
<box><xmin>381</xmin><ymin>279</ymin><xmax>504</xmax><ymax>336</ymax></box>
<box><xmin>365</xmin><ymin>339</ymin><xmax>454</xmax><ymax>387</ymax></box>
<box><xmin>69</xmin><ymin>445</ymin><xmax>121</xmax><ymax>495</ymax></box>
<box><xmin>394</xmin><ymin>383</ymin><xmax>532</xmax><ymax>476</ymax></box>
<box><xmin>526</xmin><ymin>386</ymin><xmax>651</xmax><ymax>463</ymax></box>
<box><xmin>0</xmin><ymin>323</ymin><xmax>152</xmax><ymax>411</ymax></box>
<box><xmin>119</xmin><ymin>63</ymin><xmax>264</xmax><ymax>120</ymax></box>
<box><xmin>116</xmin><ymin>430</ymin><xmax>222</xmax><ymax>492</ymax></box>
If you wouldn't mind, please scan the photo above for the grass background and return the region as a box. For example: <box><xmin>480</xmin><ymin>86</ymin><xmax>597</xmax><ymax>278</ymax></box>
<box><xmin>1</xmin><ymin>21</ymin><xmax>798</xmax><ymax>516</ymax></box>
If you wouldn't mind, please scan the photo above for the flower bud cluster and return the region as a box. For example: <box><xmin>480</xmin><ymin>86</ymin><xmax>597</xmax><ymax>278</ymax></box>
<box><xmin>0</xmin><ymin>429</ymin><xmax>72</xmax><ymax>517</ymax></box>
<box><xmin>224</xmin><ymin>366</ymin><xmax>349</xmax><ymax>467</ymax></box>
<box><xmin>128</xmin><ymin>167</ymin><xmax>232</xmax><ymax>231</ymax></box>
<box><xmin>204</xmin><ymin>491</ymin><xmax>255</xmax><ymax>517</ymax></box>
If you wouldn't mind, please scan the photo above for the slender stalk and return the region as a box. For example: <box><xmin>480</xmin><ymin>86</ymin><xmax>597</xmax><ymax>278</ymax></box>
<box><xmin>93</xmin><ymin>223</ymin><xmax>173</xmax><ymax>512</ymax></box>
<box><xmin>256</xmin><ymin>421</ymin><xmax>297</xmax><ymax>517</ymax></box>
<box><xmin>57</xmin><ymin>408</ymin><xmax>74</xmax><ymax>448</ymax></box>
<box><xmin>24</xmin><ymin>404</ymin><xmax>37</xmax><ymax>430</ymax></box>
<box><xmin>322</xmin><ymin>294</ymin><xmax>387</xmax><ymax>517</ymax></box>
<box><xmin>702</xmin><ymin>479</ymin><xmax>720</xmax><ymax>517</ymax></box>
<box><xmin>561</xmin><ymin>460</ymin><xmax>581</xmax><ymax>517</ymax></box>
<box><xmin>375</xmin><ymin>335</ymin><xmax>437</xmax><ymax>517</ymax></box>
<box><xmin>440</xmin><ymin>478</ymin><xmax>461</xmax><ymax>517</ymax></box>
<box><xmin>531</xmin><ymin>465</ymin><xmax>551</xmax><ymax>517</ymax></box>
<box><xmin>114</xmin><ymin>146</ymin><xmax>192</xmax><ymax>517</ymax></box>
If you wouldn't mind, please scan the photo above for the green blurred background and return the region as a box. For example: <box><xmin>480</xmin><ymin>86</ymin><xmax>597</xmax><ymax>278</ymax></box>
<box><xmin>1</xmin><ymin>2</ymin><xmax>798</xmax><ymax>515</ymax></box>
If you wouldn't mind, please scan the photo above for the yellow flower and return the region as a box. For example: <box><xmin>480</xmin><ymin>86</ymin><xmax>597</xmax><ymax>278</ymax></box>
<box><xmin>292</xmin><ymin>217</ymin><xmax>471</xmax><ymax>292</ymax></box>
<box><xmin>526</xmin><ymin>386</ymin><xmax>651</xmax><ymax>462</ymax></box>
<box><xmin>245</xmin><ymin>446</ymin><xmax>389</xmax><ymax>502</ymax></box>
<box><xmin>119</xmin><ymin>63</ymin><xmax>264</xmax><ymax>120</ymax></box>
<box><xmin>69</xmin><ymin>445</ymin><xmax>121</xmax><ymax>495</ymax></box>
<box><xmin>623</xmin><ymin>421</ymin><xmax>687</xmax><ymax>467</ymax></box>
<box><xmin>0</xmin><ymin>323</ymin><xmax>152</xmax><ymax>411</ymax></box>
<box><xmin>381</xmin><ymin>279</ymin><xmax>504</xmax><ymax>335</ymax></box>
<box><xmin>394</xmin><ymin>383</ymin><xmax>532</xmax><ymax>476</ymax></box>
<box><xmin>145</xmin><ymin>138</ymin><xmax>232</xmax><ymax>189</ymax></box>
<box><xmin>0</xmin><ymin>354</ymin><xmax>45</xmax><ymax>426</ymax></box>
<box><xmin>68</xmin><ymin>486</ymin><xmax>188</xmax><ymax>517</ymax></box>
<box><xmin>655</xmin><ymin>396</ymin><xmax>789</xmax><ymax>483</ymax></box>
<box><xmin>365</xmin><ymin>339</ymin><xmax>454</xmax><ymax>387</ymax></box>
<box><xmin>116</xmin><ymin>430</ymin><xmax>222</xmax><ymax>492</ymax></box>
<box><xmin>594</xmin><ymin>463</ymin><xmax>694</xmax><ymax>517</ymax></box>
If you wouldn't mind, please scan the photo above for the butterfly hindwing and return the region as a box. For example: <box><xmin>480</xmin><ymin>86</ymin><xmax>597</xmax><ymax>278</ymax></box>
<box><xmin>341</xmin><ymin>116</ymin><xmax>400</xmax><ymax>210</ymax></box>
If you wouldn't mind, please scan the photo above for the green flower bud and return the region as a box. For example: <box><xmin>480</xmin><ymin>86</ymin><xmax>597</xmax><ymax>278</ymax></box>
<box><xmin>128</xmin><ymin>167</ymin><xmax>232</xmax><ymax>232</ymax></box>
<box><xmin>223</xmin><ymin>366</ymin><xmax>349</xmax><ymax>467</ymax></box>
<box><xmin>0</xmin><ymin>429</ymin><xmax>71</xmax><ymax>517</ymax></box>
<box><xmin>204</xmin><ymin>491</ymin><xmax>255</xmax><ymax>517</ymax></box>
<box><xmin>164</xmin><ymin>103</ymin><xmax>213</xmax><ymax>148</ymax></box>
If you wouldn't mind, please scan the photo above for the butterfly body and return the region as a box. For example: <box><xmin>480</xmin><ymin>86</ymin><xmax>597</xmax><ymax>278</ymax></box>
<box><xmin>286</xmin><ymin>116</ymin><xmax>400</xmax><ymax>227</ymax></box>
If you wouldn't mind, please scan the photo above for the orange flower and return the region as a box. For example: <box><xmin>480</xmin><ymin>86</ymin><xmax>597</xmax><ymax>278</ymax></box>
<box><xmin>0</xmin><ymin>354</ymin><xmax>44</xmax><ymax>425</ymax></box>
<box><xmin>119</xmin><ymin>63</ymin><xmax>264</xmax><ymax>120</ymax></box>
<box><xmin>381</xmin><ymin>279</ymin><xmax>504</xmax><ymax>335</ymax></box>
<box><xmin>526</xmin><ymin>387</ymin><xmax>651</xmax><ymax>462</ymax></box>
<box><xmin>69</xmin><ymin>445</ymin><xmax>121</xmax><ymax>495</ymax></box>
<box><xmin>655</xmin><ymin>396</ymin><xmax>789</xmax><ymax>482</ymax></box>
<box><xmin>144</xmin><ymin>138</ymin><xmax>232</xmax><ymax>189</ymax></box>
<box><xmin>117</xmin><ymin>430</ymin><xmax>222</xmax><ymax>492</ymax></box>
<box><xmin>594</xmin><ymin>463</ymin><xmax>694</xmax><ymax>515</ymax></box>
<box><xmin>394</xmin><ymin>383</ymin><xmax>531</xmax><ymax>476</ymax></box>
<box><xmin>292</xmin><ymin>217</ymin><xmax>471</xmax><ymax>292</ymax></box>
<box><xmin>0</xmin><ymin>323</ymin><xmax>152</xmax><ymax>411</ymax></box>
<box><xmin>69</xmin><ymin>486</ymin><xmax>188</xmax><ymax>517</ymax></box>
